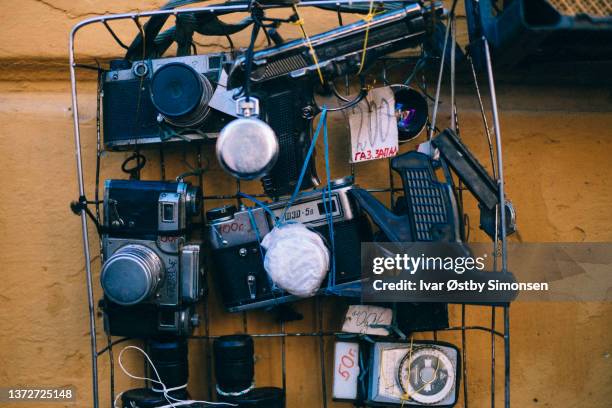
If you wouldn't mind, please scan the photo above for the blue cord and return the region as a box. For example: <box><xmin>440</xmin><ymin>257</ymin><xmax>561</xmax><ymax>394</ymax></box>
<box><xmin>238</xmin><ymin>192</ymin><xmax>277</xmax><ymax>220</ymax></box>
<box><xmin>321</xmin><ymin>110</ymin><xmax>338</xmax><ymax>295</ymax></box>
<box><xmin>246</xmin><ymin>207</ymin><xmax>265</xmax><ymax>261</ymax></box>
<box><xmin>246</xmin><ymin>207</ymin><xmax>281</xmax><ymax>295</ymax></box>
<box><xmin>277</xmin><ymin>108</ymin><xmax>329</xmax><ymax>227</ymax></box>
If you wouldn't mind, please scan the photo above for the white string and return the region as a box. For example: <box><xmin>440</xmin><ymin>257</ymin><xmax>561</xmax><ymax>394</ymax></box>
<box><xmin>115</xmin><ymin>345</ymin><xmax>236</xmax><ymax>408</ymax></box>
<box><xmin>215</xmin><ymin>382</ymin><xmax>255</xmax><ymax>397</ymax></box>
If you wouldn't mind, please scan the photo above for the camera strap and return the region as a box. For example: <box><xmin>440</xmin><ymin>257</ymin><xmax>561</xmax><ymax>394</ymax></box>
<box><xmin>290</xmin><ymin>4</ymin><xmax>325</xmax><ymax>85</ymax></box>
<box><xmin>356</xmin><ymin>0</ymin><xmax>379</xmax><ymax>76</ymax></box>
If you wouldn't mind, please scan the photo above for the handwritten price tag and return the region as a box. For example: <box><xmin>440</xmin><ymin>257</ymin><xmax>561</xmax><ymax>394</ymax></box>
<box><xmin>341</xmin><ymin>305</ymin><xmax>392</xmax><ymax>336</ymax></box>
<box><xmin>349</xmin><ymin>86</ymin><xmax>398</xmax><ymax>163</ymax></box>
<box><xmin>333</xmin><ymin>342</ymin><xmax>360</xmax><ymax>400</ymax></box>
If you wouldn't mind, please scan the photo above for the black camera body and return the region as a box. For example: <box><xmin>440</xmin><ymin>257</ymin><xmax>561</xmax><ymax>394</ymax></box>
<box><xmin>103</xmin><ymin>53</ymin><xmax>233</xmax><ymax>150</ymax></box>
<box><xmin>252</xmin><ymin>81</ymin><xmax>319</xmax><ymax>198</ymax></box>
<box><xmin>100</xmin><ymin>180</ymin><xmax>205</xmax><ymax>337</ymax></box>
<box><xmin>205</xmin><ymin>177</ymin><xmax>372</xmax><ymax>312</ymax></box>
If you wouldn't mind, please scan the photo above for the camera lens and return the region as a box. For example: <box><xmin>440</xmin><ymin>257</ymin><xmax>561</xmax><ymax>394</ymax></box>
<box><xmin>100</xmin><ymin>244</ymin><xmax>164</xmax><ymax>306</ymax></box>
<box><xmin>185</xmin><ymin>185</ymin><xmax>202</xmax><ymax>217</ymax></box>
<box><xmin>393</xmin><ymin>87</ymin><xmax>428</xmax><ymax>142</ymax></box>
<box><xmin>148</xmin><ymin>338</ymin><xmax>189</xmax><ymax>390</ymax></box>
<box><xmin>214</xmin><ymin>335</ymin><xmax>254</xmax><ymax>394</ymax></box>
<box><xmin>150</xmin><ymin>62</ymin><xmax>214</xmax><ymax>128</ymax></box>
<box><xmin>218</xmin><ymin>387</ymin><xmax>285</xmax><ymax>408</ymax></box>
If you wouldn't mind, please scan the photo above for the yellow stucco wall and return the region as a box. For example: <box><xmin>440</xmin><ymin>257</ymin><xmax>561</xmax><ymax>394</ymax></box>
<box><xmin>0</xmin><ymin>1</ymin><xmax>611</xmax><ymax>408</ymax></box>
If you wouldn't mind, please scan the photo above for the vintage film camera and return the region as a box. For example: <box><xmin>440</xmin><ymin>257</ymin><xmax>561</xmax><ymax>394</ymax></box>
<box><xmin>333</xmin><ymin>340</ymin><xmax>460</xmax><ymax>406</ymax></box>
<box><xmin>103</xmin><ymin>53</ymin><xmax>233</xmax><ymax>149</ymax></box>
<box><xmin>223</xmin><ymin>3</ymin><xmax>433</xmax><ymax>198</ymax></box>
<box><xmin>100</xmin><ymin>180</ymin><xmax>205</xmax><ymax>337</ymax></box>
<box><xmin>205</xmin><ymin>177</ymin><xmax>373</xmax><ymax>312</ymax></box>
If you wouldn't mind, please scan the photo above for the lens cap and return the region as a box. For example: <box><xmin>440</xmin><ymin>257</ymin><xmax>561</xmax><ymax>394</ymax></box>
<box><xmin>100</xmin><ymin>245</ymin><xmax>163</xmax><ymax>306</ymax></box>
<box><xmin>219</xmin><ymin>387</ymin><xmax>285</xmax><ymax>408</ymax></box>
<box><xmin>216</xmin><ymin>118</ymin><xmax>279</xmax><ymax>180</ymax></box>
<box><xmin>121</xmin><ymin>388</ymin><xmax>188</xmax><ymax>408</ymax></box>
<box><xmin>151</xmin><ymin>63</ymin><xmax>203</xmax><ymax>119</ymax></box>
<box><xmin>120</xmin><ymin>388</ymin><xmax>166</xmax><ymax>408</ymax></box>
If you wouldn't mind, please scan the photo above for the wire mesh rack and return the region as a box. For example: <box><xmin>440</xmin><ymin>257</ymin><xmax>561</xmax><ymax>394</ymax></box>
<box><xmin>68</xmin><ymin>2</ymin><xmax>512</xmax><ymax>408</ymax></box>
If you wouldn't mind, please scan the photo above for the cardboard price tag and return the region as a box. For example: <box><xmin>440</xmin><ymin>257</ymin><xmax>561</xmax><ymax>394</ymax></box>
<box><xmin>333</xmin><ymin>342</ymin><xmax>360</xmax><ymax>400</ymax></box>
<box><xmin>342</xmin><ymin>305</ymin><xmax>393</xmax><ymax>336</ymax></box>
<box><xmin>349</xmin><ymin>86</ymin><xmax>398</xmax><ymax>163</ymax></box>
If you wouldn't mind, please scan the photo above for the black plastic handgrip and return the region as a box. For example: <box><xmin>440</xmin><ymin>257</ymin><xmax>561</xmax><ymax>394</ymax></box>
<box><xmin>348</xmin><ymin>188</ymin><xmax>414</xmax><ymax>242</ymax></box>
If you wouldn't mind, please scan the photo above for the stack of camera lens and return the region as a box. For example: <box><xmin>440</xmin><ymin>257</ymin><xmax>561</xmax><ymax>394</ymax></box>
<box><xmin>120</xmin><ymin>338</ymin><xmax>190</xmax><ymax>408</ymax></box>
<box><xmin>214</xmin><ymin>335</ymin><xmax>285</xmax><ymax>408</ymax></box>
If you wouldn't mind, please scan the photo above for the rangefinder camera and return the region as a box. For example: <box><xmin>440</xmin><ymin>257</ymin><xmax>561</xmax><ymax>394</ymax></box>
<box><xmin>205</xmin><ymin>177</ymin><xmax>373</xmax><ymax>312</ymax></box>
<box><xmin>102</xmin><ymin>52</ymin><xmax>233</xmax><ymax>149</ymax></box>
<box><xmin>100</xmin><ymin>180</ymin><xmax>205</xmax><ymax>337</ymax></box>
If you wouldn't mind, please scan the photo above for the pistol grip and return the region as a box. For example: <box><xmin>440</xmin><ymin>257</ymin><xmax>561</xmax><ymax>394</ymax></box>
<box><xmin>391</xmin><ymin>151</ymin><xmax>460</xmax><ymax>242</ymax></box>
<box><xmin>349</xmin><ymin>188</ymin><xmax>414</xmax><ymax>242</ymax></box>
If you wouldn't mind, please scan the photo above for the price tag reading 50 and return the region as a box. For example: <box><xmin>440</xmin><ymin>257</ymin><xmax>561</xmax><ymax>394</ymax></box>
<box><xmin>332</xmin><ymin>342</ymin><xmax>360</xmax><ymax>400</ymax></box>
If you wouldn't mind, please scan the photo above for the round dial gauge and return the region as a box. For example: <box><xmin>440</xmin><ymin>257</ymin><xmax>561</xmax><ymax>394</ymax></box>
<box><xmin>397</xmin><ymin>346</ymin><xmax>455</xmax><ymax>405</ymax></box>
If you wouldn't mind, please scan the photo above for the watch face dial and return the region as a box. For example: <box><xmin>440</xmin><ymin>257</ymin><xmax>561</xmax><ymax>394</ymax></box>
<box><xmin>398</xmin><ymin>347</ymin><xmax>455</xmax><ymax>404</ymax></box>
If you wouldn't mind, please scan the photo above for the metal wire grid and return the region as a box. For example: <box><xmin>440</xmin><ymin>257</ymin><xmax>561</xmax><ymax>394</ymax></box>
<box><xmin>547</xmin><ymin>0</ymin><xmax>612</xmax><ymax>17</ymax></box>
<box><xmin>68</xmin><ymin>2</ymin><xmax>511</xmax><ymax>408</ymax></box>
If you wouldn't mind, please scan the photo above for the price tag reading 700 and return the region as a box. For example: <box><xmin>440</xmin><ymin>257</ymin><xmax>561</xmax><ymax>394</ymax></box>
<box><xmin>349</xmin><ymin>86</ymin><xmax>399</xmax><ymax>164</ymax></box>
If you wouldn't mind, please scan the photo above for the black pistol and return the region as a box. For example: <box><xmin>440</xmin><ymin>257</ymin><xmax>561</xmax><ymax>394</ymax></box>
<box><xmin>227</xmin><ymin>4</ymin><xmax>432</xmax><ymax>198</ymax></box>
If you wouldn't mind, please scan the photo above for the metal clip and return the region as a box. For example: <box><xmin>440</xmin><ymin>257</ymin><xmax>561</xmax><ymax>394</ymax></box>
<box><xmin>247</xmin><ymin>274</ymin><xmax>257</xmax><ymax>300</ymax></box>
<box><xmin>236</xmin><ymin>96</ymin><xmax>260</xmax><ymax>118</ymax></box>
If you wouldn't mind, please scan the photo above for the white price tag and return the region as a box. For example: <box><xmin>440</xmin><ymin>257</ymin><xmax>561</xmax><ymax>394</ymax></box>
<box><xmin>209</xmin><ymin>70</ymin><xmax>238</xmax><ymax>117</ymax></box>
<box><xmin>333</xmin><ymin>342</ymin><xmax>360</xmax><ymax>400</ymax></box>
<box><xmin>349</xmin><ymin>86</ymin><xmax>398</xmax><ymax>163</ymax></box>
<box><xmin>342</xmin><ymin>305</ymin><xmax>392</xmax><ymax>336</ymax></box>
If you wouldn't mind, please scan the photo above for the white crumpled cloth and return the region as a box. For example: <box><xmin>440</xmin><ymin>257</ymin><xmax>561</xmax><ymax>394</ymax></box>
<box><xmin>261</xmin><ymin>223</ymin><xmax>330</xmax><ymax>297</ymax></box>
